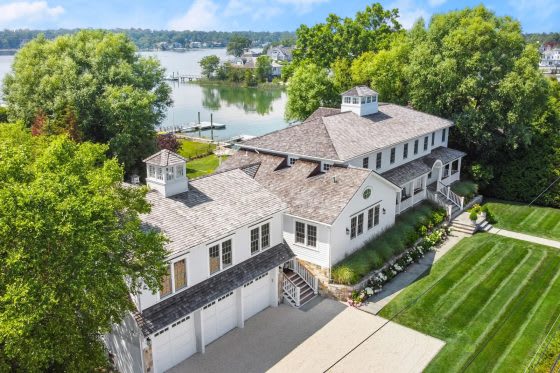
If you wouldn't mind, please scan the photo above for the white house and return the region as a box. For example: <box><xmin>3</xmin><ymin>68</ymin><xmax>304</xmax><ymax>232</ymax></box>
<box><xmin>106</xmin><ymin>150</ymin><xmax>295</xmax><ymax>373</ymax></box>
<box><xmin>219</xmin><ymin>85</ymin><xmax>466</xmax><ymax>283</ymax></box>
<box><xmin>267</xmin><ymin>45</ymin><xmax>294</xmax><ymax>62</ymax></box>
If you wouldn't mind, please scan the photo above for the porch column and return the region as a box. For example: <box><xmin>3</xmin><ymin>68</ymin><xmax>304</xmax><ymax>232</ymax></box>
<box><xmin>396</xmin><ymin>191</ymin><xmax>401</xmax><ymax>214</ymax></box>
<box><xmin>410</xmin><ymin>180</ymin><xmax>415</xmax><ymax>206</ymax></box>
<box><xmin>458</xmin><ymin>157</ymin><xmax>462</xmax><ymax>178</ymax></box>
<box><xmin>236</xmin><ymin>286</ymin><xmax>244</xmax><ymax>328</ymax></box>
<box><xmin>270</xmin><ymin>267</ymin><xmax>279</xmax><ymax>307</ymax></box>
<box><xmin>194</xmin><ymin>309</ymin><xmax>205</xmax><ymax>354</ymax></box>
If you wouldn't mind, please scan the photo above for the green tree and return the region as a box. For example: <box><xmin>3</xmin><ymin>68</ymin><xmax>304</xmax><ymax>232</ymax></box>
<box><xmin>255</xmin><ymin>55</ymin><xmax>272</xmax><ymax>82</ymax></box>
<box><xmin>407</xmin><ymin>6</ymin><xmax>549</xmax><ymax>159</ymax></box>
<box><xmin>0</xmin><ymin>106</ymin><xmax>7</xmax><ymax>123</ymax></box>
<box><xmin>199</xmin><ymin>55</ymin><xmax>220</xmax><ymax>78</ymax></box>
<box><xmin>244</xmin><ymin>69</ymin><xmax>257</xmax><ymax>87</ymax></box>
<box><xmin>2</xmin><ymin>30</ymin><xmax>172</xmax><ymax>175</ymax></box>
<box><xmin>294</xmin><ymin>3</ymin><xmax>402</xmax><ymax>68</ymax></box>
<box><xmin>285</xmin><ymin>62</ymin><xmax>339</xmax><ymax>121</ymax></box>
<box><xmin>0</xmin><ymin>124</ymin><xmax>167</xmax><ymax>371</ymax></box>
<box><xmin>331</xmin><ymin>58</ymin><xmax>354</xmax><ymax>93</ymax></box>
<box><xmin>227</xmin><ymin>34</ymin><xmax>251</xmax><ymax>57</ymax></box>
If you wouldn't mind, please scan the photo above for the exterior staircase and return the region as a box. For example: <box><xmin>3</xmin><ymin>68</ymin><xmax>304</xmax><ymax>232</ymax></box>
<box><xmin>282</xmin><ymin>260</ymin><xmax>318</xmax><ymax>308</ymax></box>
<box><xmin>449</xmin><ymin>219</ymin><xmax>477</xmax><ymax>235</ymax></box>
<box><xmin>283</xmin><ymin>269</ymin><xmax>316</xmax><ymax>307</ymax></box>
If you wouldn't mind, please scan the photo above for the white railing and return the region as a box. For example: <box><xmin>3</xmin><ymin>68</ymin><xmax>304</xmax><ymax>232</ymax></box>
<box><xmin>437</xmin><ymin>180</ymin><xmax>464</xmax><ymax>209</ymax></box>
<box><xmin>292</xmin><ymin>260</ymin><xmax>318</xmax><ymax>294</ymax></box>
<box><xmin>282</xmin><ymin>275</ymin><xmax>300</xmax><ymax>307</ymax></box>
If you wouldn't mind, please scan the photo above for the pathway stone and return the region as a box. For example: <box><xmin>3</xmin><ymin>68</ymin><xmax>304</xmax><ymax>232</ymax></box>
<box><xmin>360</xmin><ymin>231</ymin><xmax>467</xmax><ymax>315</ymax></box>
<box><xmin>487</xmin><ymin>227</ymin><xmax>560</xmax><ymax>249</ymax></box>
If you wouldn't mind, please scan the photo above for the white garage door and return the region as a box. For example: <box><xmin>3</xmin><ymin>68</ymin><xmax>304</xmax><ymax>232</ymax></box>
<box><xmin>152</xmin><ymin>315</ymin><xmax>196</xmax><ymax>373</ymax></box>
<box><xmin>243</xmin><ymin>272</ymin><xmax>271</xmax><ymax>320</ymax></box>
<box><xmin>203</xmin><ymin>291</ymin><xmax>237</xmax><ymax>345</ymax></box>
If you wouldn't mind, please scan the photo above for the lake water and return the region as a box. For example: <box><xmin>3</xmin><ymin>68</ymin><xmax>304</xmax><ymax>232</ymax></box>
<box><xmin>0</xmin><ymin>49</ymin><xmax>288</xmax><ymax>140</ymax></box>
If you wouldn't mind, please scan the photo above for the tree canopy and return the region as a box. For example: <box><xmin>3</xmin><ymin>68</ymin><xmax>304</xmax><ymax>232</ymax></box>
<box><xmin>199</xmin><ymin>55</ymin><xmax>220</xmax><ymax>78</ymax></box>
<box><xmin>227</xmin><ymin>34</ymin><xmax>252</xmax><ymax>57</ymax></box>
<box><xmin>293</xmin><ymin>3</ymin><xmax>402</xmax><ymax>68</ymax></box>
<box><xmin>255</xmin><ymin>55</ymin><xmax>273</xmax><ymax>82</ymax></box>
<box><xmin>0</xmin><ymin>124</ymin><xmax>167</xmax><ymax>371</ymax></box>
<box><xmin>2</xmin><ymin>30</ymin><xmax>172</xmax><ymax>175</ymax></box>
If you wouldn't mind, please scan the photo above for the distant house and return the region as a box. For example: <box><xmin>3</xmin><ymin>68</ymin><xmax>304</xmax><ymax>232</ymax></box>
<box><xmin>190</xmin><ymin>41</ymin><xmax>202</xmax><ymax>48</ymax></box>
<box><xmin>267</xmin><ymin>45</ymin><xmax>294</xmax><ymax>62</ymax></box>
<box><xmin>540</xmin><ymin>43</ymin><xmax>560</xmax><ymax>71</ymax></box>
<box><xmin>271</xmin><ymin>61</ymin><xmax>282</xmax><ymax>77</ymax></box>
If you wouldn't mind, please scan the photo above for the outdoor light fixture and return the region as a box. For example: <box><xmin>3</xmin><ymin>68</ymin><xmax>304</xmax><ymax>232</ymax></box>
<box><xmin>146</xmin><ymin>337</ymin><xmax>152</xmax><ymax>347</ymax></box>
<box><xmin>346</xmin><ymin>228</ymin><xmax>350</xmax><ymax>235</ymax></box>
<box><xmin>383</xmin><ymin>208</ymin><xmax>386</xmax><ymax>215</ymax></box>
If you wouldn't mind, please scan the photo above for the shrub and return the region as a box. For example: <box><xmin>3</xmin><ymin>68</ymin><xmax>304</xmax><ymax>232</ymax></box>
<box><xmin>469</xmin><ymin>210</ymin><xmax>479</xmax><ymax>221</ymax></box>
<box><xmin>331</xmin><ymin>265</ymin><xmax>358</xmax><ymax>285</ymax></box>
<box><xmin>451</xmin><ymin>180</ymin><xmax>479</xmax><ymax>202</ymax></box>
<box><xmin>377</xmin><ymin>242</ymin><xmax>394</xmax><ymax>262</ymax></box>
<box><xmin>156</xmin><ymin>133</ymin><xmax>180</xmax><ymax>152</ymax></box>
<box><xmin>364</xmin><ymin>250</ymin><xmax>384</xmax><ymax>269</ymax></box>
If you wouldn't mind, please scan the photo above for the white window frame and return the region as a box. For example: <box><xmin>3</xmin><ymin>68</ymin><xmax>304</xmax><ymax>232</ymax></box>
<box><xmin>403</xmin><ymin>143</ymin><xmax>408</xmax><ymax>159</ymax></box>
<box><xmin>362</xmin><ymin>157</ymin><xmax>369</xmax><ymax>169</ymax></box>
<box><xmin>390</xmin><ymin>147</ymin><xmax>396</xmax><ymax>164</ymax></box>
<box><xmin>156</xmin><ymin>167</ymin><xmax>164</xmax><ymax>181</ymax></box>
<box><xmin>294</xmin><ymin>221</ymin><xmax>317</xmax><ymax>249</ymax></box>
<box><xmin>250</xmin><ymin>222</ymin><xmax>271</xmax><ymax>255</ymax></box>
<box><xmin>208</xmin><ymin>238</ymin><xmax>233</xmax><ymax>275</ymax></box>
<box><xmin>352</xmin><ymin>97</ymin><xmax>359</xmax><ymax>104</ymax></box>
<box><xmin>442</xmin><ymin>128</ymin><xmax>447</xmax><ymax>142</ymax></box>
<box><xmin>148</xmin><ymin>165</ymin><xmax>156</xmax><ymax>178</ymax></box>
<box><xmin>323</xmin><ymin>163</ymin><xmax>331</xmax><ymax>172</ymax></box>
<box><xmin>176</xmin><ymin>165</ymin><xmax>184</xmax><ymax>177</ymax></box>
<box><xmin>376</xmin><ymin>152</ymin><xmax>382</xmax><ymax>169</ymax></box>
<box><xmin>344</xmin><ymin>96</ymin><xmax>351</xmax><ymax>104</ymax></box>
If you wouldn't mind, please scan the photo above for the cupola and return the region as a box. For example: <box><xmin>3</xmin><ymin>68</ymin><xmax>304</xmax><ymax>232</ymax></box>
<box><xmin>340</xmin><ymin>86</ymin><xmax>378</xmax><ymax>116</ymax></box>
<box><xmin>143</xmin><ymin>149</ymin><xmax>188</xmax><ymax>197</ymax></box>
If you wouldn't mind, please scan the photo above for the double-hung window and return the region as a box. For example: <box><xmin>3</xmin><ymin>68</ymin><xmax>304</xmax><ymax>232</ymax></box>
<box><xmin>414</xmin><ymin>139</ymin><xmax>419</xmax><ymax>155</ymax></box>
<box><xmin>424</xmin><ymin>136</ymin><xmax>428</xmax><ymax>151</ymax></box>
<box><xmin>148</xmin><ymin>165</ymin><xmax>156</xmax><ymax>178</ymax></box>
<box><xmin>442</xmin><ymin>128</ymin><xmax>447</xmax><ymax>142</ymax></box>
<box><xmin>176</xmin><ymin>165</ymin><xmax>184</xmax><ymax>177</ymax></box>
<box><xmin>295</xmin><ymin>221</ymin><xmax>317</xmax><ymax>248</ymax></box>
<box><xmin>431</xmin><ymin>132</ymin><xmax>435</xmax><ymax>146</ymax></box>
<box><xmin>366</xmin><ymin>205</ymin><xmax>381</xmax><ymax>230</ymax></box>
<box><xmin>156</xmin><ymin>167</ymin><xmax>163</xmax><ymax>180</ymax></box>
<box><xmin>351</xmin><ymin>212</ymin><xmax>365</xmax><ymax>239</ymax></box>
<box><xmin>367</xmin><ymin>208</ymin><xmax>374</xmax><ymax>229</ymax></box>
<box><xmin>344</xmin><ymin>96</ymin><xmax>351</xmax><ymax>104</ymax></box>
<box><xmin>357</xmin><ymin>214</ymin><xmax>364</xmax><ymax>235</ymax></box>
<box><xmin>250</xmin><ymin>222</ymin><xmax>270</xmax><ymax>254</ymax></box>
<box><xmin>376</xmin><ymin>153</ymin><xmax>382</xmax><ymax>169</ymax></box>
<box><xmin>209</xmin><ymin>239</ymin><xmax>232</xmax><ymax>275</ymax></box>
<box><xmin>403</xmin><ymin>143</ymin><xmax>408</xmax><ymax>159</ymax></box>
<box><xmin>390</xmin><ymin>148</ymin><xmax>396</xmax><ymax>164</ymax></box>
<box><xmin>374</xmin><ymin>205</ymin><xmax>380</xmax><ymax>226</ymax></box>
<box><xmin>363</xmin><ymin>157</ymin><xmax>369</xmax><ymax>168</ymax></box>
<box><xmin>174</xmin><ymin>259</ymin><xmax>187</xmax><ymax>291</ymax></box>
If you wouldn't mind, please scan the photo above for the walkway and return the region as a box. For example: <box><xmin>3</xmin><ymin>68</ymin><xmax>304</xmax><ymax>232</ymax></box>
<box><xmin>487</xmin><ymin>227</ymin><xmax>560</xmax><ymax>249</ymax></box>
<box><xmin>360</xmin><ymin>230</ymin><xmax>467</xmax><ymax>315</ymax></box>
<box><xmin>170</xmin><ymin>298</ymin><xmax>444</xmax><ymax>373</ymax></box>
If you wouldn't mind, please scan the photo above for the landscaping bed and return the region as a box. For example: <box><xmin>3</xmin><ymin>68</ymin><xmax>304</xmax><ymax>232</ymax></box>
<box><xmin>379</xmin><ymin>234</ymin><xmax>560</xmax><ymax>372</ymax></box>
<box><xmin>483</xmin><ymin>199</ymin><xmax>560</xmax><ymax>241</ymax></box>
<box><xmin>331</xmin><ymin>203</ymin><xmax>446</xmax><ymax>285</ymax></box>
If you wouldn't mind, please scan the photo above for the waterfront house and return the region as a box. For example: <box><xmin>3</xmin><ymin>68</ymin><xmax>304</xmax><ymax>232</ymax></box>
<box><xmin>267</xmin><ymin>45</ymin><xmax>294</xmax><ymax>62</ymax></box>
<box><xmin>107</xmin><ymin>86</ymin><xmax>467</xmax><ymax>372</ymax></box>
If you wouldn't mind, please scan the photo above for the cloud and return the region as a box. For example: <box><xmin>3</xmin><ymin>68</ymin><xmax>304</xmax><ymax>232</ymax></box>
<box><xmin>0</xmin><ymin>1</ymin><xmax>64</xmax><ymax>23</ymax></box>
<box><xmin>390</xmin><ymin>0</ymin><xmax>429</xmax><ymax>29</ymax></box>
<box><xmin>168</xmin><ymin>0</ymin><xmax>220</xmax><ymax>31</ymax></box>
<box><xmin>427</xmin><ymin>0</ymin><xmax>447</xmax><ymax>6</ymax></box>
<box><xmin>276</xmin><ymin>0</ymin><xmax>328</xmax><ymax>14</ymax></box>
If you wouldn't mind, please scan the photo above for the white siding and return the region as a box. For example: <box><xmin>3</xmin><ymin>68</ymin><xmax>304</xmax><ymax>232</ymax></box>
<box><xmin>283</xmin><ymin>214</ymin><xmax>331</xmax><ymax>268</ymax></box>
<box><xmin>137</xmin><ymin>211</ymin><xmax>284</xmax><ymax>311</ymax></box>
<box><xmin>348</xmin><ymin>127</ymin><xmax>451</xmax><ymax>174</ymax></box>
<box><xmin>330</xmin><ymin>174</ymin><xmax>397</xmax><ymax>266</ymax></box>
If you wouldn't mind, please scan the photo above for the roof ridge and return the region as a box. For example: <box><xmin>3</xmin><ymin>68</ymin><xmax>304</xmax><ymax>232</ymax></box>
<box><xmin>319</xmin><ymin>117</ymin><xmax>342</xmax><ymax>160</ymax></box>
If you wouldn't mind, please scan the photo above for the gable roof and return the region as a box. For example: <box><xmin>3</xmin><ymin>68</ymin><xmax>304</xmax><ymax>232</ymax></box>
<box><xmin>341</xmin><ymin>86</ymin><xmax>378</xmax><ymax>97</ymax></box>
<box><xmin>141</xmin><ymin>169</ymin><xmax>287</xmax><ymax>255</ymax></box>
<box><xmin>241</xmin><ymin>103</ymin><xmax>453</xmax><ymax>162</ymax></box>
<box><xmin>217</xmin><ymin>151</ymin><xmax>376</xmax><ymax>225</ymax></box>
<box><xmin>143</xmin><ymin>149</ymin><xmax>186</xmax><ymax>167</ymax></box>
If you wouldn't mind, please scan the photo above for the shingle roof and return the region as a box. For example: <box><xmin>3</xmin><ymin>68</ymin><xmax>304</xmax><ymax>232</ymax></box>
<box><xmin>143</xmin><ymin>149</ymin><xmax>186</xmax><ymax>166</ymax></box>
<box><xmin>241</xmin><ymin>103</ymin><xmax>453</xmax><ymax>162</ymax></box>
<box><xmin>341</xmin><ymin>85</ymin><xmax>378</xmax><ymax>97</ymax></box>
<box><xmin>217</xmin><ymin>151</ymin><xmax>373</xmax><ymax>224</ymax></box>
<box><xmin>136</xmin><ymin>242</ymin><xmax>294</xmax><ymax>336</ymax></box>
<box><xmin>141</xmin><ymin>169</ymin><xmax>287</xmax><ymax>254</ymax></box>
<box><xmin>382</xmin><ymin>147</ymin><xmax>467</xmax><ymax>186</ymax></box>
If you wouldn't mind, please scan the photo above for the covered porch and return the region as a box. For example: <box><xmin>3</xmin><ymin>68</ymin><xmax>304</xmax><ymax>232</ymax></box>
<box><xmin>382</xmin><ymin>147</ymin><xmax>467</xmax><ymax>215</ymax></box>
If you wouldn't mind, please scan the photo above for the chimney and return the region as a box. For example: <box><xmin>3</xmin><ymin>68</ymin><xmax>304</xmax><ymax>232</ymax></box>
<box><xmin>340</xmin><ymin>85</ymin><xmax>378</xmax><ymax>116</ymax></box>
<box><xmin>143</xmin><ymin>149</ymin><xmax>188</xmax><ymax>197</ymax></box>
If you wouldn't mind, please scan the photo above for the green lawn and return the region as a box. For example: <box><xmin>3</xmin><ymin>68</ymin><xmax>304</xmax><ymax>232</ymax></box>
<box><xmin>186</xmin><ymin>154</ymin><xmax>222</xmax><ymax>179</ymax></box>
<box><xmin>379</xmin><ymin>234</ymin><xmax>560</xmax><ymax>372</ymax></box>
<box><xmin>484</xmin><ymin>200</ymin><xmax>560</xmax><ymax>241</ymax></box>
<box><xmin>177</xmin><ymin>138</ymin><xmax>216</xmax><ymax>159</ymax></box>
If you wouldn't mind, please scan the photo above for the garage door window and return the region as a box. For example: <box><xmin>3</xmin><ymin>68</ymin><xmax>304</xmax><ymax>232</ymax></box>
<box><xmin>174</xmin><ymin>259</ymin><xmax>187</xmax><ymax>290</ymax></box>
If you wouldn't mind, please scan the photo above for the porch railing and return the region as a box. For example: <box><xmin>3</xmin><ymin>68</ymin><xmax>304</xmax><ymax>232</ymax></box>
<box><xmin>437</xmin><ymin>180</ymin><xmax>464</xmax><ymax>210</ymax></box>
<box><xmin>286</xmin><ymin>259</ymin><xmax>318</xmax><ymax>294</ymax></box>
<box><xmin>282</xmin><ymin>274</ymin><xmax>300</xmax><ymax>307</ymax></box>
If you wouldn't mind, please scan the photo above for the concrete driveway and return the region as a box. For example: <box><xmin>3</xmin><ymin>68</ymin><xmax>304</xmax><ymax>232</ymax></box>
<box><xmin>169</xmin><ymin>298</ymin><xmax>444</xmax><ymax>373</ymax></box>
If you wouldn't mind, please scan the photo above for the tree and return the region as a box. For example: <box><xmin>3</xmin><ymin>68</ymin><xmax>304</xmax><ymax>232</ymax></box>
<box><xmin>244</xmin><ymin>69</ymin><xmax>257</xmax><ymax>87</ymax></box>
<box><xmin>0</xmin><ymin>124</ymin><xmax>167</xmax><ymax>371</ymax></box>
<box><xmin>0</xmin><ymin>106</ymin><xmax>7</xmax><ymax>123</ymax></box>
<box><xmin>2</xmin><ymin>30</ymin><xmax>172</xmax><ymax>175</ymax></box>
<box><xmin>293</xmin><ymin>3</ymin><xmax>402</xmax><ymax>68</ymax></box>
<box><xmin>331</xmin><ymin>58</ymin><xmax>354</xmax><ymax>93</ymax></box>
<box><xmin>285</xmin><ymin>62</ymin><xmax>339</xmax><ymax>121</ymax></box>
<box><xmin>199</xmin><ymin>55</ymin><xmax>220</xmax><ymax>79</ymax></box>
<box><xmin>255</xmin><ymin>55</ymin><xmax>272</xmax><ymax>82</ymax></box>
<box><xmin>227</xmin><ymin>34</ymin><xmax>251</xmax><ymax>57</ymax></box>
<box><xmin>157</xmin><ymin>133</ymin><xmax>181</xmax><ymax>152</ymax></box>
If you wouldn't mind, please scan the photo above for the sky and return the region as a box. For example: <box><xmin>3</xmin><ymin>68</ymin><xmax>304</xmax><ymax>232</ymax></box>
<box><xmin>0</xmin><ymin>0</ymin><xmax>558</xmax><ymax>33</ymax></box>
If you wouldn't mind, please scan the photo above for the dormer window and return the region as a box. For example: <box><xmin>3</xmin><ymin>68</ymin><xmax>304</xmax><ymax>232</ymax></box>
<box><xmin>322</xmin><ymin>162</ymin><xmax>331</xmax><ymax>172</ymax></box>
<box><xmin>344</xmin><ymin>96</ymin><xmax>351</xmax><ymax>104</ymax></box>
<box><xmin>352</xmin><ymin>97</ymin><xmax>359</xmax><ymax>104</ymax></box>
<box><xmin>288</xmin><ymin>156</ymin><xmax>297</xmax><ymax>166</ymax></box>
